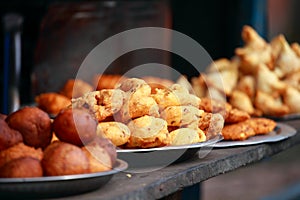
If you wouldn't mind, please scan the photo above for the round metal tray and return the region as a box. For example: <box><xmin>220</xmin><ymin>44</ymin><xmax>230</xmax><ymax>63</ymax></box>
<box><xmin>0</xmin><ymin>159</ymin><xmax>128</xmax><ymax>199</ymax></box>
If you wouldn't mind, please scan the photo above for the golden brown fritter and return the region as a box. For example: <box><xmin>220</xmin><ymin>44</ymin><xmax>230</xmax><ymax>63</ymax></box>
<box><xmin>244</xmin><ymin>118</ymin><xmax>276</xmax><ymax>135</ymax></box>
<box><xmin>222</xmin><ymin>122</ymin><xmax>255</xmax><ymax>141</ymax></box>
<box><xmin>35</xmin><ymin>92</ymin><xmax>71</xmax><ymax>115</ymax></box>
<box><xmin>97</xmin><ymin>122</ymin><xmax>130</xmax><ymax>146</ymax></box>
<box><xmin>59</xmin><ymin>79</ymin><xmax>93</xmax><ymax>99</ymax></box>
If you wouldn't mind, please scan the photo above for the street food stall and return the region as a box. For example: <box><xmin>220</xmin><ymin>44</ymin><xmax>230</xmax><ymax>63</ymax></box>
<box><xmin>1</xmin><ymin>1</ymin><xmax>300</xmax><ymax>199</ymax></box>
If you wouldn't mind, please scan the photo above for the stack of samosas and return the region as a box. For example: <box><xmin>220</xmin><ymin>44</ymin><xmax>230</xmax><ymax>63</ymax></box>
<box><xmin>191</xmin><ymin>25</ymin><xmax>300</xmax><ymax>117</ymax></box>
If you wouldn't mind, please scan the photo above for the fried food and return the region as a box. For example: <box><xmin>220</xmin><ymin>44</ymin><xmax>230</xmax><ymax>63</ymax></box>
<box><xmin>53</xmin><ymin>107</ymin><xmax>97</xmax><ymax>146</ymax></box>
<box><xmin>82</xmin><ymin>136</ymin><xmax>117</xmax><ymax>172</ymax></box>
<box><xmin>35</xmin><ymin>92</ymin><xmax>71</xmax><ymax>115</ymax></box>
<box><xmin>244</xmin><ymin>118</ymin><xmax>276</xmax><ymax>135</ymax></box>
<box><xmin>71</xmin><ymin>89</ymin><xmax>125</xmax><ymax>122</ymax></box>
<box><xmin>222</xmin><ymin>122</ymin><xmax>255</xmax><ymax>141</ymax></box>
<box><xmin>0</xmin><ymin>113</ymin><xmax>7</xmax><ymax>120</ymax></box>
<box><xmin>142</xmin><ymin>76</ymin><xmax>175</xmax><ymax>92</ymax></box>
<box><xmin>0</xmin><ymin>143</ymin><xmax>43</xmax><ymax>169</ymax></box>
<box><xmin>160</xmin><ymin>105</ymin><xmax>203</xmax><ymax>127</ymax></box>
<box><xmin>199</xmin><ymin>112</ymin><xmax>224</xmax><ymax>139</ymax></box>
<box><xmin>229</xmin><ymin>90</ymin><xmax>255</xmax><ymax>115</ymax></box>
<box><xmin>126</xmin><ymin>115</ymin><xmax>170</xmax><ymax>148</ymax></box>
<box><xmin>0</xmin><ymin>119</ymin><xmax>23</xmax><ymax>151</ymax></box>
<box><xmin>5</xmin><ymin>106</ymin><xmax>52</xmax><ymax>149</ymax></box>
<box><xmin>42</xmin><ymin>141</ymin><xmax>89</xmax><ymax>176</ymax></box>
<box><xmin>59</xmin><ymin>79</ymin><xmax>93</xmax><ymax>99</ymax></box>
<box><xmin>283</xmin><ymin>86</ymin><xmax>300</xmax><ymax>113</ymax></box>
<box><xmin>235</xmin><ymin>75</ymin><xmax>256</xmax><ymax>100</ymax></box>
<box><xmin>199</xmin><ymin>97</ymin><xmax>231</xmax><ymax>119</ymax></box>
<box><xmin>254</xmin><ymin>91</ymin><xmax>290</xmax><ymax>116</ymax></box>
<box><xmin>168</xmin><ymin>128</ymin><xmax>203</xmax><ymax>146</ymax></box>
<box><xmin>0</xmin><ymin>157</ymin><xmax>43</xmax><ymax>178</ymax></box>
<box><xmin>97</xmin><ymin>122</ymin><xmax>130</xmax><ymax>146</ymax></box>
<box><xmin>152</xmin><ymin>84</ymin><xmax>201</xmax><ymax>110</ymax></box>
<box><xmin>225</xmin><ymin>108</ymin><xmax>250</xmax><ymax>124</ymax></box>
<box><xmin>94</xmin><ymin>74</ymin><xmax>125</xmax><ymax>90</ymax></box>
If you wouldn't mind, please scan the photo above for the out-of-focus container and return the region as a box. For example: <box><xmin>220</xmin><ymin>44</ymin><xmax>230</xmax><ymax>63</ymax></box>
<box><xmin>31</xmin><ymin>1</ymin><xmax>171</xmax><ymax>97</ymax></box>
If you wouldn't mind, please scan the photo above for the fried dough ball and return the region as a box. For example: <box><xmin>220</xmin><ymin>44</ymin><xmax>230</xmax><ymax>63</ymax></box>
<box><xmin>152</xmin><ymin>84</ymin><xmax>201</xmax><ymax>110</ymax></box>
<box><xmin>126</xmin><ymin>116</ymin><xmax>170</xmax><ymax>148</ymax></box>
<box><xmin>169</xmin><ymin>128</ymin><xmax>201</xmax><ymax>146</ymax></box>
<box><xmin>53</xmin><ymin>107</ymin><xmax>97</xmax><ymax>146</ymax></box>
<box><xmin>222</xmin><ymin>122</ymin><xmax>255</xmax><ymax>141</ymax></box>
<box><xmin>0</xmin><ymin>119</ymin><xmax>23</xmax><ymax>151</ymax></box>
<box><xmin>35</xmin><ymin>92</ymin><xmax>71</xmax><ymax>115</ymax></box>
<box><xmin>82</xmin><ymin>136</ymin><xmax>117</xmax><ymax>173</ymax></box>
<box><xmin>42</xmin><ymin>141</ymin><xmax>89</xmax><ymax>176</ymax></box>
<box><xmin>0</xmin><ymin>157</ymin><xmax>43</xmax><ymax>178</ymax></box>
<box><xmin>0</xmin><ymin>143</ymin><xmax>43</xmax><ymax>169</ymax></box>
<box><xmin>72</xmin><ymin>89</ymin><xmax>125</xmax><ymax>122</ymax></box>
<box><xmin>97</xmin><ymin>122</ymin><xmax>130</xmax><ymax>146</ymax></box>
<box><xmin>0</xmin><ymin>113</ymin><xmax>7</xmax><ymax>120</ymax></box>
<box><xmin>199</xmin><ymin>112</ymin><xmax>224</xmax><ymax>139</ymax></box>
<box><xmin>160</xmin><ymin>106</ymin><xmax>204</xmax><ymax>127</ymax></box>
<box><xmin>116</xmin><ymin>78</ymin><xmax>160</xmax><ymax>122</ymax></box>
<box><xmin>5</xmin><ymin>106</ymin><xmax>52</xmax><ymax>149</ymax></box>
<box><xmin>244</xmin><ymin>118</ymin><xmax>276</xmax><ymax>135</ymax></box>
<box><xmin>59</xmin><ymin>79</ymin><xmax>93</xmax><ymax>99</ymax></box>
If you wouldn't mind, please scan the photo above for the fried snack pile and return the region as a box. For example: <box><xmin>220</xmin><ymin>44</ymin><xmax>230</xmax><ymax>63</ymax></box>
<box><xmin>190</xmin><ymin>25</ymin><xmax>300</xmax><ymax>117</ymax></box>
<box><xmin>71</xmin><ymin>78</ymin><xmax>224</xmax><ymax>148</ymax></box>
<box><xmin>0</xmin><ymin>106</ymin><xmax>117</xmax><ymax>178</ymax></box>
<box><xmin>199</xmin><ymin>98</ymin><xmax>277</xmax><ymax>140</ymax></box>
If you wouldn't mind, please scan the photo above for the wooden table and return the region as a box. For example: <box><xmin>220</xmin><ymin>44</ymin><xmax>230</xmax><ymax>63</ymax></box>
<box><xmin>53</xmin><ymin>120</ymin><xmax>300</xmax><ymax>200</ymax></box>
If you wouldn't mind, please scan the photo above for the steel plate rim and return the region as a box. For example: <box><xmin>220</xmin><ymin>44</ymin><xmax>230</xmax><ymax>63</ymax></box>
<box><xmin>0</xmin><ymin>159</ymin><xmax>128</xmax><ymax>183</ymax></box>
<box><xmin>116</xmin><ymin>134</ymin><xmax>223</xmax><ymax>153</ymax></box>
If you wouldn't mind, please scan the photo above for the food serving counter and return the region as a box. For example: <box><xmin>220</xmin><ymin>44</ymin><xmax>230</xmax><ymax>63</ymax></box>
<box><xmin>44</xmin><ymin>119</ymin><xmax>300</xmax><ymax>200</ymax></box>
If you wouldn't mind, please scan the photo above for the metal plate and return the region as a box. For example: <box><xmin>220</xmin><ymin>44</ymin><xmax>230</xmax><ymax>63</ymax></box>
<box><xmin>265</xmin><ymin>113</ymin><xmax>300</xmax><ymax>121</ymax></box>
<box><xmin>117</xmin><ymin>134</ymin><xmax>223</xmax><ymax>172</ymax></box>
<box><xmin>212</xmin><ymin>123</ymin><xmax>297</xmax><ymax>148</ymax></box>
<box><xmin>0</xmin><ymin>159</ymin><xmax>128</xmax><ymax>199</ymax></box>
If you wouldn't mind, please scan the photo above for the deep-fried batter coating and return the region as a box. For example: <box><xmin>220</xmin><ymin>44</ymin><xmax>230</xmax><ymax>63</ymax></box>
<box><xmin>191</xmin><ymin>75</ymin><xmax>207</xmax><ymax>98</ymax></box>
<box><xmin>126</xmin><ymin>116</ymin><xmax>170</xmax><ymax>148</ymax></box>
<box><xmin>222</xmin><ymin>122</ymin><xmax>255</xmax><ymax>141</ymax></box>
<box><xmin>0</xmin><ymin>157</ymin><xmax>43</xmax><ymax>178</ymax></box>
<box><xmin>152</xmin><ymin>84</ymin><xmax>201</xmax><ymax>110</ymax></box>
<box><xmin>116</xmin><ymin>78</ymin><xmax>160</xmax><ymax>122</ymax></box>
<box><xmin>82</xmin><ymin>136</ymin><xmax>117</xmax><ymax>172</ymax></box>
<box><xmin>0</xmin><ymin>143</ymin><xmax>43</xmax><ymax>169</ymax></box>
<box><xmin>94</xmin><ymin>74</ymin><xmax>125</xmax><ymax>90</ymax></box>
<box><xmin>6</xmin><ymin>106</ymin><xmax>52</xmax><ymax>149</ymax></box>
<box><xmin>35</xmin><ymin>92</ymin><xmax>71</xmax><ymax>115</ymax></box>
<box><xmin>225</xmin><ymin>108</ymin><xmax>250</xmax><ymax>124</ymax></box>
<box><xmin>97</xmin><ymin>122</ymin><xmax>130</xmax><ymax>146</ymax></box>
<box><xmin>199</xmin><ymin>112</ymin><xmax>224</xmax><ymax>139</ymax></box>
<box><xmin>160</xmin><ymin>105</ymin><xmax>203</xmax><ymax>127</ymax></box>
<box><xmin>244</xmin><ymin>118</ymin><xmax>276</xmax><ymax>135</ymax></box>
<box><xmin>199</xmin><ymin>97</ymin><xmax>232</xmax><ymax>119</ymax></box>
<box><xmin>59</xmin><ymin>79</ymin><xmax>93</xmax><ymax>99</ymax></box>
<box><xmin>291</xmin><ymin>42</ymin><xmax>300</xmax><ymax>57</ymax></box>
<box><xmin>168</xmin><ymin>128</ymin><xmax>204</xmax><ymax>146</ymax></box>
<box><xmin>235</xmin><ymin>75</ymin><xmax>256</xmax><ymax>99</ymax></box>
<box><xmin>0</xmin><ymin>119</ymin><xmax>23</xmax><ymax>151</ymax></box>
<box><xmin>229</xmin><ymin>90</ymin><xmax>255</xmax><ymax>115</ymax></box>
<box><xmin>283</xmin><ymin>71</ymin><xmax>300</xmax><ymax>91</ymax></box>
<box><xmin>53</xmin><ymin>107</ymin><xmax>97</xmax><ymax>146</ymax></box>
<box><xmin>283</xmin><ymin>86</ymin><xmax>300</xmax><ymax>113</ymax></box>
<box><xmin>42</xmin><ymin>141</ymin><xmax>89</xmax><ymax>176</ymax></box>
<box><xmin>255</xmin><ymin>90</ymin><xmax>290</xmax><ymax>116</ymax></box>
<box><xmin>72</xmin><ymin>89</ymin><xmax>125</xmax><ymax>122</ymax></box>
<box><xmin>142</xmin><ymin>76</ymin><xmax>174</xmax><ymax>93</ymax></box>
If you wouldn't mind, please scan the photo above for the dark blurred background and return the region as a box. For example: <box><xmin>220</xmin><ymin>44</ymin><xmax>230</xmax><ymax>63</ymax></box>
<box><xmin>0</xmin><ymin>0</ymin><xmax>299</xmax><ymax>114</ymax></box>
